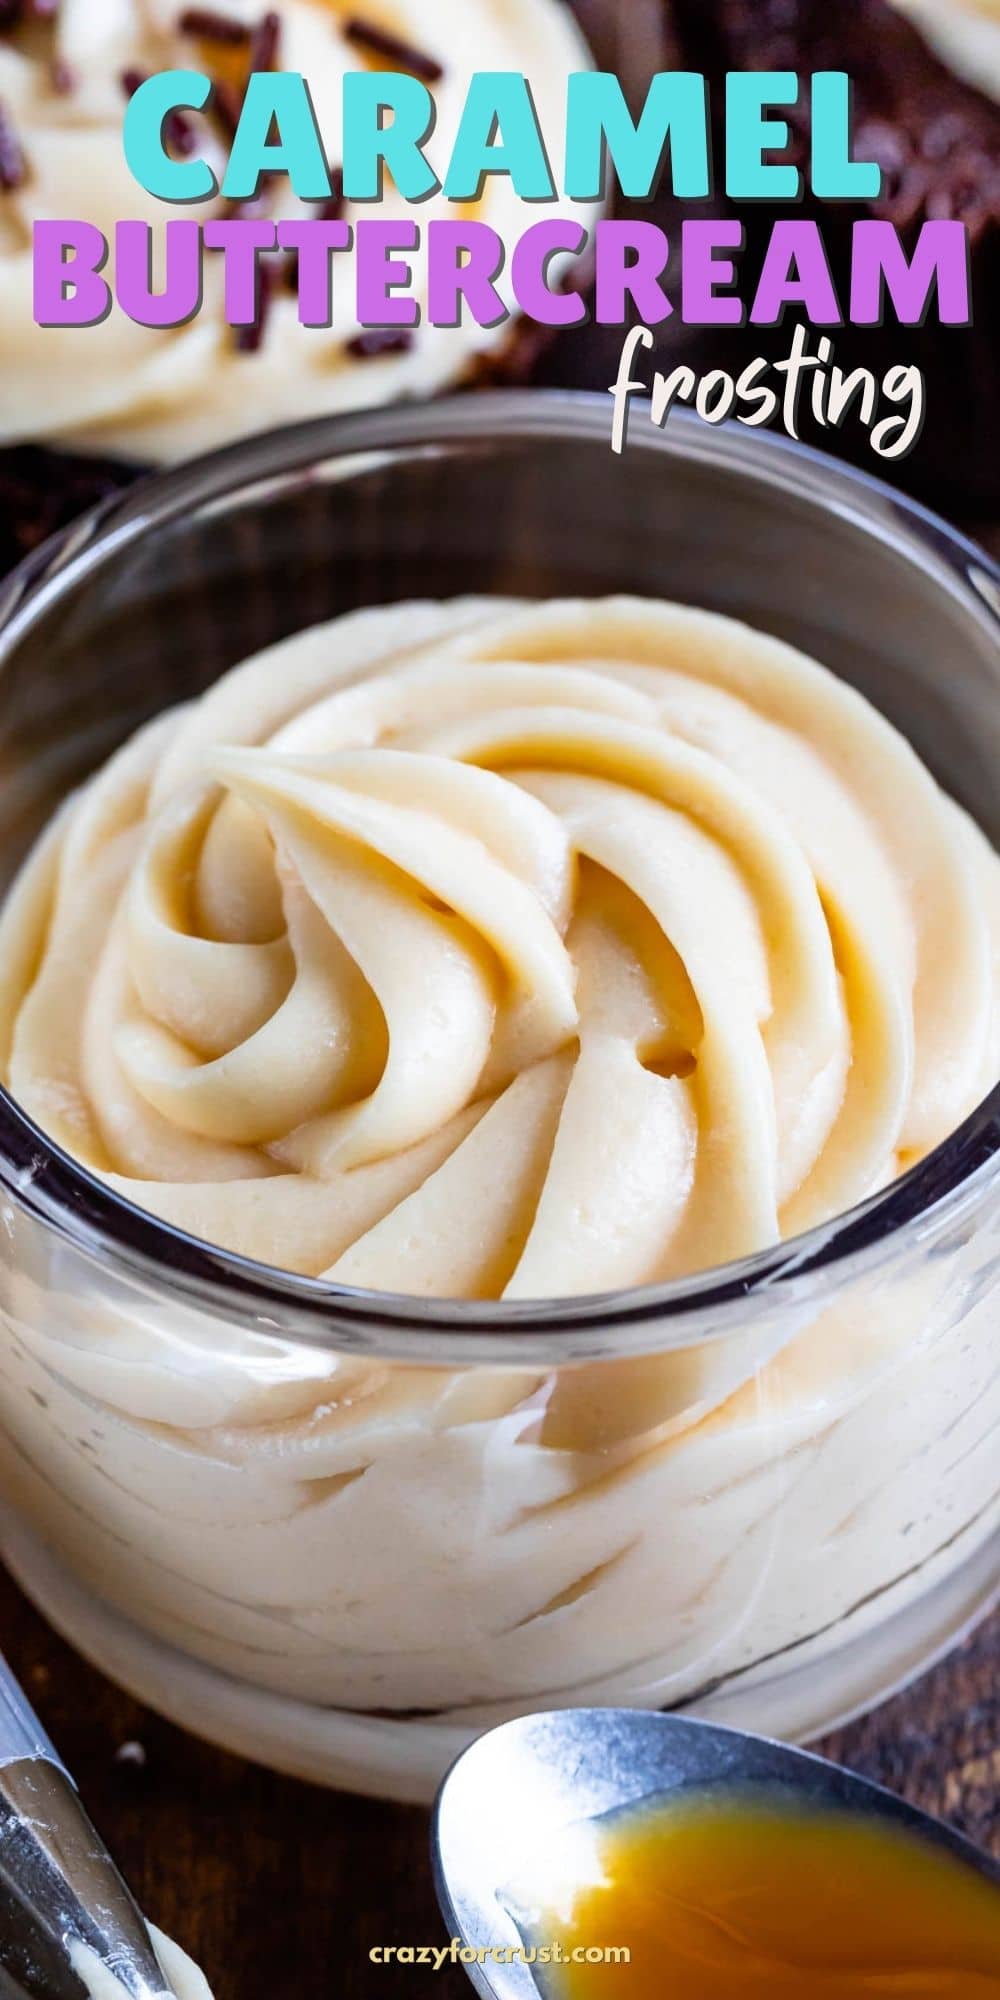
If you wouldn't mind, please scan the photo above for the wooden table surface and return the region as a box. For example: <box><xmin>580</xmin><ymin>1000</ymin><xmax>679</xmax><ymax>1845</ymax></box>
<box><xmin>1</xmin><ymin>1565</ymin><xmax>997</xmax><ymax>1999</ymax></box>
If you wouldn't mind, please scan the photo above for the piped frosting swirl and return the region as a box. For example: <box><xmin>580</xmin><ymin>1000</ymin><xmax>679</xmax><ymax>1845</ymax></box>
<box><xmin>2</xmin><ymin>595</ymin><xmax>998</xmax><ymax>1300</ymax></box>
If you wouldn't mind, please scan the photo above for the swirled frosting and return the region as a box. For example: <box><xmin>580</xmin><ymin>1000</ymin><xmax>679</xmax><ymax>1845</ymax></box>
<box><xmin>1</xmin><ymin>596</ymin><xmax>998</xmax><ymax>1301</ymax></box>
<box><xmin>0</xmin><ymin>0</ymin><xmax>595</xmax><ymax>460</ymax></box>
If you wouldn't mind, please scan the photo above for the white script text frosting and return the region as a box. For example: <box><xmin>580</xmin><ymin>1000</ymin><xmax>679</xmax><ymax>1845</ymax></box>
<box><xmin>889</xmin><ymin>0</ymin><xmax>1000</xmax><ymax>99</ymax></box>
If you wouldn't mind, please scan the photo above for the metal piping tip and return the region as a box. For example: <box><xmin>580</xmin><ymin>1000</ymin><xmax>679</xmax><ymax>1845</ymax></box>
<box><xmin>0</xmin><ymin>1758</ymin><xmax>178</xmax><ymax>2000</ymax></box>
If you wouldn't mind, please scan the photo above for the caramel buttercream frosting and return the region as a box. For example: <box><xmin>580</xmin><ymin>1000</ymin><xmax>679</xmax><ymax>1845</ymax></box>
<box><xmin>3</xmin><ymin>595</ymin><xmax>997</xmax><ymax>1302</ymax></box>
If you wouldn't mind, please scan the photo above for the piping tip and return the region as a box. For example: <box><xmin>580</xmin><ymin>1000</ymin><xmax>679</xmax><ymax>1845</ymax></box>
<box><xmin>0</xmin><ymin>1757</ymin><xmax>179</xmax><ymax>2000</ymax></box>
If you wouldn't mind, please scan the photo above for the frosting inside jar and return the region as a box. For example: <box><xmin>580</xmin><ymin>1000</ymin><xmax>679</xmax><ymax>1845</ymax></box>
<box><xmin>0</xmin><ymin>0</ymin><xmax>596</xmax><ymax>460</ymax></box>
<box><xmin>2</xmin><ymin>594</ymin><xmax>998</xmax><ymax>1303</ymax></box>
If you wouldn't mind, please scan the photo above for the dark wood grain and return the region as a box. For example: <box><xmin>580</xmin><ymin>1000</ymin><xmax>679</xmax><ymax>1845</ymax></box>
<box><xmin>1</xmin><ymin>1565</ymin><xmax>997</xmax><ymax>1999</ymax></box>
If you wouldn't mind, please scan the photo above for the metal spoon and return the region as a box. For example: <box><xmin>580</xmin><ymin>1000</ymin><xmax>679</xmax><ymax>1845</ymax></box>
<box><xmin>432</xmin><ymin>1708</ymin><xmax>1000</xmax><ymax>2000</ymax></box>
<box><xmin>0</xmin><ymin>1654</ymin><xmax>180</xmax><ymax>2000</ymax></box>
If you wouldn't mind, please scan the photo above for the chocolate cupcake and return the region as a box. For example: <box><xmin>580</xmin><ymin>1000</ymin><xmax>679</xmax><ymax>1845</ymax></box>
<box><xmin>540</xmin><ymin>0</ymin><xmax>1000</xmax><ymax>511</ymax></box>
<box><xmin>0</xmin><ymin>0</ymin><xmax>598</xmax><ymax>570</ymax></box>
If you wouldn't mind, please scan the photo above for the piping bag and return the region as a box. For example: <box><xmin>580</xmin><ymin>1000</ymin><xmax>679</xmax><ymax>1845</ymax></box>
<box><xmin>0</xmin><ymin>1652</ymin><xmax>181</xmax><ymax>1999</ymax></box>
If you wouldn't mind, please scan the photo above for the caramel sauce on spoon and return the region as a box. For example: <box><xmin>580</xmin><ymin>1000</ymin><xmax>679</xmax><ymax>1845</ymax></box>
<box><xmin>536</xmin><ymin>1794</ymin><xmax>1000</xmax><ymax>1998</ymax></box>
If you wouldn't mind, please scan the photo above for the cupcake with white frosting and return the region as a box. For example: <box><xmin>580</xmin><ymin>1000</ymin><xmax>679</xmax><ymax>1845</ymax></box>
<box><xmin>0</xmin><ymin>0</ymin><xmax>597</xmax><ymax>562</ymax></box>
<box><xmin>889</xmin><ymin>0</ymin><xmax>1000</xmax><ymax>102</ymax></box>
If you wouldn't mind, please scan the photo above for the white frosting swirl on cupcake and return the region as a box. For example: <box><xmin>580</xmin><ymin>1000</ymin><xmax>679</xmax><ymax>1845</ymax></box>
<box><xmin>0</xmin><ymin>0</ymin><xmax>596</xmax><ymax>460</ymax></box>
<box><xmin>889</xmin><ymin>0</ymin><xmax>1000</xmax><ymax>100</ymax></box>
<box><xmin>2</xmin><ymin>595</ymin><xmax>997</xmax><ymax>1302</ymax></box>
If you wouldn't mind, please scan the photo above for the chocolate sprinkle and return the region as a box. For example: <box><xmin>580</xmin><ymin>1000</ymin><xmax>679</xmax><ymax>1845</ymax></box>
<box><xmin>343</xmin><ymin>17</ymin><xmax>443</xmax><ymax>84</ymax></box>
<box><xmin>177</xmin><ymin>7</ymin><xmax>250</xmax><ymax>41</ymax></box>
<box><xmin>249</xmin><ymin>8</ymin><xmax>281</xmax><ymax>72</ymax></box>
<box><xmin>49</xmin><ymin>55</ymin><xmax>75</xmax><ymax>93</ymax></box>
<box><xmin>346</xmin><ymin>327</ymin><xmax>415</xmax><ymax>358</ymax></box>
<box><xmin>0</xmin><ymin>98</ymin><xmax>26</xmax><ymax>189</ymax></box>
<box><xmin>212</xmin><ymin>76</ymin><xmax>245</xmax><ymax>135</ymax></box>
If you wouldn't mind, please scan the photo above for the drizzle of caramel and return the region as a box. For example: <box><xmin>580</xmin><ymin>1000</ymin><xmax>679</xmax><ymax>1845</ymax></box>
<box><xmin>541</xmin><ymin>1794</ymin><xmax>1000</xmax><ymax>1998</ymax></box>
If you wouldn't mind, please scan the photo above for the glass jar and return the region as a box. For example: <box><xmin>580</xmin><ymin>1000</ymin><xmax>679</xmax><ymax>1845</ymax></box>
<box><xmin>0</xmin><ymin>395</ymin><xmax>997</xmax><ymax>1803</ymax></box>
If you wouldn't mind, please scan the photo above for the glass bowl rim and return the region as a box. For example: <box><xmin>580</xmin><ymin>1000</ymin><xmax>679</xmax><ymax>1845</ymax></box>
<box><xmin>0</xmin><ymin>389</ymin><xmax>998</xmax><ymax>1367</ymax></box>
